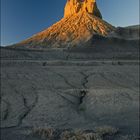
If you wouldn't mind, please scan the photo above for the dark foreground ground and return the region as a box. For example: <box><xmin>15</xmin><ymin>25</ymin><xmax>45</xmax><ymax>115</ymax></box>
<box><xmin>0</xmin><ymin>46</ymin><xmax>140</xmax><ymax>140</ymax></box>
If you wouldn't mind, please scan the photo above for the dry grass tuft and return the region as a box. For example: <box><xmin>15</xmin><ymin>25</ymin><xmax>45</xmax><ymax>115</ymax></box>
<box><xmin>32</xmin><ymin>126</ymin><xmax>136</xmax><ymax>140</ymax></box>
<box><xmin>60</xmin><ymin>130</ymin><xmax>101</xmax><ymax>140</ymax></box>
<box><xmin>32</xmin><ymin>127</ymin><xmax>54</xmax><ymax>139</ymax></box>
<box><xmin>94</xmin><ymin>125</ymin><xmax>118</xmax><ymax>136</ymax></box>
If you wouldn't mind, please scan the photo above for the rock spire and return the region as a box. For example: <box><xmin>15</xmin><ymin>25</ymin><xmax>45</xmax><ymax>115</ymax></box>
<box><xmin>64</xmin><ymin>0</ymin><xmax>102</xmax><ymax>19</ymax></box>
<box><xmin>11</xmin><ymin>0</ymin><xmax>115</xmax><ymax>48</ymax></box>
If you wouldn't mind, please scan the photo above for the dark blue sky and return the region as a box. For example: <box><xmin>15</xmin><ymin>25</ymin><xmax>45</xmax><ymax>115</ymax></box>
<box><xmin>1</xmin><ymin>0</ymin><xmax>139</xmax><ymax>46</ymax></box>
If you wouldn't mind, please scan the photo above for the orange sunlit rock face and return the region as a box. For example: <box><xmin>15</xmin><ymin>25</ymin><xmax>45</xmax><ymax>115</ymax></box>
<box><xmin>13</xmin><ymin>0</ymin><xmax>115</xmax><ymax>48</ymax></box>
<box><xmin>64</xmin><ymin>0</ymin><xmax>102</xmax><ymax>19</ymax></box>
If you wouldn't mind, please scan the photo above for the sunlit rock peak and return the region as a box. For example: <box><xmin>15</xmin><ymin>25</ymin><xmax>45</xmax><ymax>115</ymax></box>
<box><xmin>64</xmin><ymin>0</ymin><xmax>102</xmax><ymax>19</ymax></box>
<box><xmin>12</xmin><ymin>0</ymin><xmax>115</xmax><ymax>49</ymax></box>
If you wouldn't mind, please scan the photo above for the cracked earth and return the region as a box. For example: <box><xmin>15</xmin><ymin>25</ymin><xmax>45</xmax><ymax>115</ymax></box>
<box><xmin>1</xmin><ymin>59</ymin><xmax>139</xmax><ymax>140</ymax></box>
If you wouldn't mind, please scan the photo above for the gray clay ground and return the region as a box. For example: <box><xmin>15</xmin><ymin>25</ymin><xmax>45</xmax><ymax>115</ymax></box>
<box><xmin>1</xmin><ymin>57</ymin><xmax>139</xmax><ymax>140</ymax></box>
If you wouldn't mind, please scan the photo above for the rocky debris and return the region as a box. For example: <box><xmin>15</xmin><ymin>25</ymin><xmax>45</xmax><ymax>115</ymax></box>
<box><xmin>64</xmin><ymin>0</ymin><xmax>102</xmax><ymax>19</ymax></box>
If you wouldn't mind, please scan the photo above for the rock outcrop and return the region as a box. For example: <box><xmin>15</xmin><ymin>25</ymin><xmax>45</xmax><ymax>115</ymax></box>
<box><xmin>64</xmin><ymin>0</ymin><xmax>102</xmax><ymax>19</ymax></box>
<box><xmin>12</xmin><ymin>0</ymin><xmax>115</xmax><ymax>49</ymax></box>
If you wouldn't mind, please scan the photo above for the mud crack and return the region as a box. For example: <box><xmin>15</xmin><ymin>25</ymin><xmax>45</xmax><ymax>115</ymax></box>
<box><xmin>1</xmin><ymin>99</ymin><xmax>10</xmax><ymax>121</ymax></box>
<box><xmin>79</xmin><ymin>71</ymin><xmax>95</xmax><ymax>105</ymax></box>
<box><xmin>18</xmin><ymin>87</ymin><xmax>38</xmax><ymax>126</ymax></box>
<box><xmin>51</xmin><ymin>71</ymin><xmax>77</xmax><ymax>89</ymax></box>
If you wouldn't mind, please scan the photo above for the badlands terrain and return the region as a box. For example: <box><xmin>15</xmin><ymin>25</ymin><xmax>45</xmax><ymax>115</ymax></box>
<box><xmin>1</xmin><ymin>35</ymin><xmax>139</xmax><ymax>140</ymax></box>
<box><xmin>1</xmin><ymin>0</ymin><xmax>140</xmax><ymax>139</ymax></box>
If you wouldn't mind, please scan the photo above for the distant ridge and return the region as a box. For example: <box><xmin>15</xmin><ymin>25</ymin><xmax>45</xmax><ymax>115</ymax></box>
<box><xmin>109</xmin><ymin>25</ymin><xmax>140</xmax><ymax>40</ymax></box>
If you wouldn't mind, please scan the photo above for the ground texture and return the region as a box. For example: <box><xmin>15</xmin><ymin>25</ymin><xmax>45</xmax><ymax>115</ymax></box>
<box><xmin>1</xmin><ymin>57</ymin><xmax>139</xmax><ymax>140</ymax></box>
